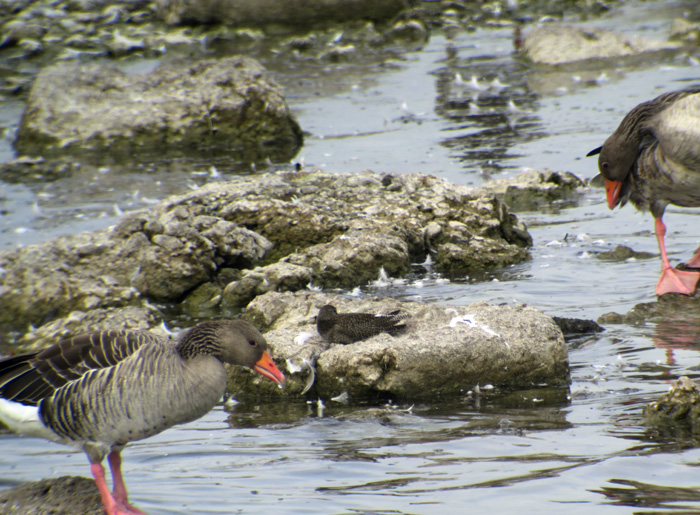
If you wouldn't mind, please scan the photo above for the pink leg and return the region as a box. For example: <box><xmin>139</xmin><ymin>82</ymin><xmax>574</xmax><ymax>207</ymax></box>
<box><xmin>107</xmin><ymin>451</ymin><xmax>147</xmax><ymax>515</ymax></box>
<box><xmin>655</xmin><ymin>218</ymin><xmax>700</xmax><ymax>296</ymax></box>
<box><xmin>90</xmin><ymin>462</ymin><xmax>131</xmax><ymax>515</ymax></box>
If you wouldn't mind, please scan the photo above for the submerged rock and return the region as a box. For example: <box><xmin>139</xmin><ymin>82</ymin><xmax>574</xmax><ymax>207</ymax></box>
<box><xmin>523</xmin><ymin>24</ymin><xmax>681</xmax><ymax>65</ymax></box>
<box><xmin>0</xmin><ymin>476</ymin><xmax>102</xmax><ymax>515</ymax></box>
<box><xmin>230</xmin><ymin>291</ymin><xmax>570</xmax><ymax>400</ymax></box>
<box><xmin>595</xmin><ymin>245</ymin><xmax>656</xmax><ymax>261</ymax></box>
<box><xmin>15</xmin><ymin>56</ymin><xmax>303</xmax><ymax>161</ymax></box>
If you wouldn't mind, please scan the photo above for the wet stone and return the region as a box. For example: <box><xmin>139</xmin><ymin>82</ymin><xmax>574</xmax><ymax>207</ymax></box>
<box><xmin>598</xmin><ymin>294</ymin><xmax>700</xmax><ymax>325</ymax></box>
<box><xmin>523</xmin><ymin>24</ymin><xmax>682</xmax><ymax>65</ymax></box>
<box><xmin>0</xmin><ymin>476</ymin><xmax>102</xmax><ymax>515</ymax></box>
<box><xmin>551</xmin><ymin>316</ymin><xmax>604</xmax><ymax>336</ymax></box>
<box><xmin>229</xmin><ymin>291</ymin><xmax>570</xmax><ymax>400</ymax></box>
<box><xmin>644</xmin><ymin>376</ymin><xmax>700</xmax><ymax>438</ymax></box>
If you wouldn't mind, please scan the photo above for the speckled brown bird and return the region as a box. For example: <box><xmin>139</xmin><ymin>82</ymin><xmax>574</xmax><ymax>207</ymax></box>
<box><xmin>588</xmin><ymin>86</ymin><xmax>700</xmax><ymax>296</ymax></box>
<box><xmin>316</xmin><ymin>304</ymin><xmax>409</xmax><ymax>344</ymax></box>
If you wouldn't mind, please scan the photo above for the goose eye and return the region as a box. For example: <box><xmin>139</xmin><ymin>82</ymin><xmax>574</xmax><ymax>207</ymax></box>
<box><xmin>601</xmin><ymin>162</ymin><xmax>609</xmax><ymax>171</ymax></box>
<box><xmin>248</xmin><ymin>339</ymin><xmax>258</xmax><ymax>347</ymax></box>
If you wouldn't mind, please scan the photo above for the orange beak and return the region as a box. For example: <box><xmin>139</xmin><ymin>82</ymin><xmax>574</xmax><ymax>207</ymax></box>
<box><xmin>603</xmin><ymin>178</ymin><xmax>623</xmax><ymax>210</ymax></box>
<box><xmin>254</xmin><ymin>350</ymin><xmax>286</xmax><ymax>387</ymax></box>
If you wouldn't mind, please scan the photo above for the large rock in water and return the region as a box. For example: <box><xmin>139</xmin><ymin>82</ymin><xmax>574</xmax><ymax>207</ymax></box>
<box><xmin>14</xmin><ymin>57</ymin><xmax>303</xmax><ymax>161</ymax></box>
<box><xmin>0</xmin><ymin>169</ymin><xmax>532</xmax><ymax>350</ymax></box>
<box><xmin>522</xmin><ymin>24</ymin><xmax>681</xmax><ymax>65</ymax></box>
<box><xmin>227</xmin><ymin>291</ymin><xmax>570</xmax><ymax>400</ymax></box>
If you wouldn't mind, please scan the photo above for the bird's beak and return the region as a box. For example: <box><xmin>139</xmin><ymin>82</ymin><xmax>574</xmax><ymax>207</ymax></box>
<box><xmin>586</xmin><ymin>146</ymin><xmax>602</xmax><ymax>157</ymax></box>
<box><xmin>254</xmin><ymin>351</ymin><xmax>286</xmax><ymax>387</ymax></box>
<box><xmin>603</xmin><ymin>178</ymin><xmax>623</xmax><ymax>210</ymax></box>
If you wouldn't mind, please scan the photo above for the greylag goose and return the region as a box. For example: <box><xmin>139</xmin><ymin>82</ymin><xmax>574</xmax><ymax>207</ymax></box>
<box><xmin>316</xmin><ymin>304</ymin><xmax>409</xmax><ymax>344</ymax></box>
<box><xmin>588</xmin><ymin>86</ymin><xmax>700</xmax><ymax>295</ymax></box>
<box><xmin>0</xmin><ymin>319</ymin><xmax>285</xmax><ymax>515</ymax></box>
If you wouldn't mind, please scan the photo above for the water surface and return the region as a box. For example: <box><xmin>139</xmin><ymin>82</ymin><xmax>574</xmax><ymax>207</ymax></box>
<box><xmin>2</xmin><ymin>1</ymin><xmax>700</xmax><ymax>513</ymax></box>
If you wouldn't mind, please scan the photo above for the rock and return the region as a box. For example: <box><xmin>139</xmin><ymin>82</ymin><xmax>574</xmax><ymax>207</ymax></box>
<box><xmin>14</xmin><ymin>57</ymin><xmax>303</xmax><ymax>161</ymax></box>
<box><xmin>13</xmin><ymin>305</ymin><xmax>162</xmax><ymax>353</ymax></box>
<box><xmin>523</xmin><ymin>24</ymin><xmax>681</xmax><ymax>65</ymax></box>
<box><xmin>155</xmin><ymin>0</ymin><xmax>409</xmax><ymax>27</ymax></box>
<box><xmin>595</xmin><ymin>245</ymin><xmax>656</xmax><ymax>261</ymax></box>
<box><xmin>230</xmin><ymin>291</ymin><xmax>570</xmax><ymax>400</ymax></box>
<box><xmin>598</xmin><ymin>293</ymin><xmax>700</xmax><ymax>325</ymax></box>
<box><xmin>182</xmin><ymin>282</ymin><xmax>224</xmax><ymax>318</ymax></box>
<box><xmin>644</xmin><ymin>376</ymin><xmax>700</xmax><ymax>436</ymax></box>
<box><xmin>0</xmin><ymin>211</ymin><xmax>273</xmax><ymax>337</ymax></box>
<box><xmin>178</xmin><ymin>169</ymin><xmax>531</xmax><ymax>302</ymax></box>
<box><xmin>0</xmin><ymin>155</ymin><xmax>81</xmax><ymax>183</ymax></box>
<box><xmin>551</xmin><ymin>316</ymin><xmax>604</xmax><ymax>337</ymax></box>
<box><xmin>383</xmin><ymin>18</ymin><xmax>430</xmax><ymax>45</ymax></box>
<box><xmin>0</xmin><ymin>169</ymin><xmax>531</xmax><ymax>350</ymax></box>
<box><xmin>670</xmin><ymin>18</ymin><xmax>700</xmax><ymax>44</ymax></box>
<box><xmin>476</xmin><ymin>168</ymin><xmax>586</xmax><ymax>211</ymax></box>
<box><xmin>0</xmin><ymin>476</ymin><xmax>102</xmax><ymax>515</ymax></box>
<box><xmin>221</xmin><ymin>262</ymin><xmax>314</xmax><ymax>309</ymax></box>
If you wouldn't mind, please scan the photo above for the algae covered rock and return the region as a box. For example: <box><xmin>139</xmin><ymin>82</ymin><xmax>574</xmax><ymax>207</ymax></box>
<box><xmin>644</xmin><ymin>376</ymin><xmax>700</xmax><ymax>437</ymax></box>
<box><xmin>595</xmin><ymin>245</ymin><xmax>655</xmax><ymax>262</ymax></box>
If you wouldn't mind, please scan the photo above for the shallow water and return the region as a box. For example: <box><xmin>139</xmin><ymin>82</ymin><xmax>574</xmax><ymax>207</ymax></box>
<box><xmin>3</xmin><ymin>0</ymin><xmax>700</xmax><ymax>513</ymax></box>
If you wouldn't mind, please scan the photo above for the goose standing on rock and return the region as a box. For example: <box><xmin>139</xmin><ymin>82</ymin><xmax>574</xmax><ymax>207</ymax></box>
<box><xmin>588</xmin><ymin>86</ymin><xmax>700</xmax><ymax>296</ymax></box>
<box><xmin>0</xmin><ymin>319</ymin><xmax>285</xmax><ymax>515</ymax></box>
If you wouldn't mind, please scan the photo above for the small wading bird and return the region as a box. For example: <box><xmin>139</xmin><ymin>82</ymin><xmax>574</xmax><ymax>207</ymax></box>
<box><xmin>0</xmin><ymin>320</ymin><xmax>285</xmax><ymax>515</ymax></box>
<box><xmin>316</xmin><ymin>304</ymin><xmax>409</xmax><ymax>344</ymax></box>
<box><xmin>588</xmin><ymin>86</ymin><xmax>700</xmax><ymax>296</ymax></box>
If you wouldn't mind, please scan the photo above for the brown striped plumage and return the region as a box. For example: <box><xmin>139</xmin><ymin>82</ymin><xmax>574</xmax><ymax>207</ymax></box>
<box><xmin>588</xmin><ymin>86</ymin><xmax>700</xmax><ymax>295</ymax></box>
<box><xmin>0</xmin><ymin>330</ymin><xmax>143</xmax><ymax>406</ymax></box>
<box><xmin>0</xmin><ymin>320</ymin><xmax>285</xmax><ymax>515</ymax></box>
<box><xmin>316</xmin><ymin>304</ymin><xmax>409</xmax><ymax>344</ymax></box>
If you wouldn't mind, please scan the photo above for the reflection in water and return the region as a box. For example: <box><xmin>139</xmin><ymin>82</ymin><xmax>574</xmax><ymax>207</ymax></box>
<box><xmin>593</xmin><ymin>478</ymin><xmax>700</xmax><ymax>511</ymax></box>
<box><xmin>652</xmin><ymin>314</ymin><xmax>700</xmax><ymax>366</ymax></box>
<box><xmin>434</xmin><ymin>58</ymin><xmax>544</xmax><ymax>174</ymax></box>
